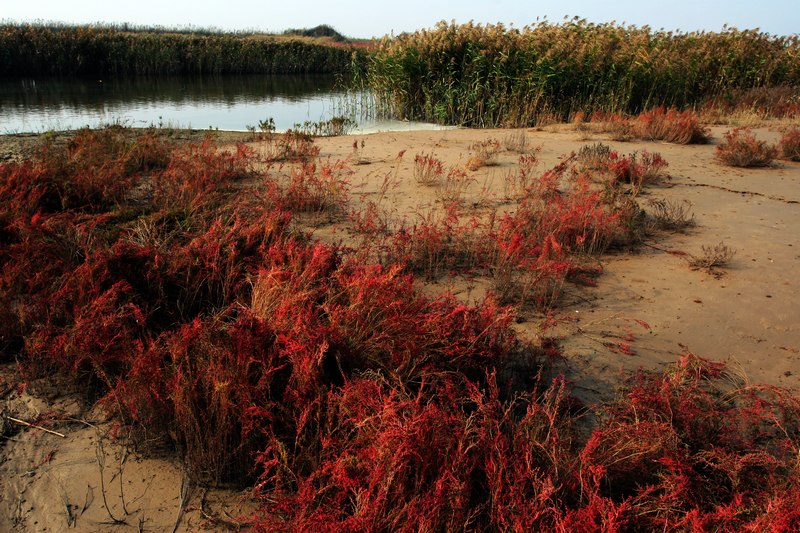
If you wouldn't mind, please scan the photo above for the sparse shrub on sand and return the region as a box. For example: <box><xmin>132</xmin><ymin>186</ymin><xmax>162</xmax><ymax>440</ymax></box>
<box><xmin>636</xmin><ymin>107</ymin><xmax>711</xmax><ymax>144</ymax></box>
<box><xmin>269</xmin><ymin>158</ymin><xmax>352</xmax><ymax>219</ymax></box>
<box><xmin>436</xmin><ymin>164</ymin><xmax>474</xmax><ymax>205</ymax></box>
<box><xmin>605</xmin><ymin>113</ymin><xmax>636</xmax><ymax>142</ymax></box>
<box><xmin>259</xmin><ymin>129</ymin><xmax>320</xmax><ymax>162</ymax></box>
<box><xmin>688</xmin><ymin>241</ymin><xmax>736</xmax><ymax>271</ymax></box>
<box><xmin>778</xmin><ymin>126</ymin><xmax>800</xmax><ymax>161</ymax></box>
<box><xmin>605</xmin><ymin>150</ymin><xmax>669</xmax><ymax>196</ymax></box>
<box><xmin>646</xmin><ymin>198</ymin><xmax>696</xmax><ymax>232</ymax></box>
<box><xmin>593</xmin><ymin>108</ymin><xmax>710</xmax><ymax>145</ymax></box>
<box><xmin>503</xmin><ymin>129</ymin><xmax>529</xmax><ymax>153</ymax></box>
<box><xmin>467</xmin><ymin>138</ymin><xmax>502</xmax><ymax>169</ymax></box>
<box><xmin>716</xmin><ymin>128</ymin><xmax>777</xmax><ymax>167</ymax></box>
<box><xmin>503</xmin><ymin>153</ymin><xmax>540</xmax><ymax>199</ymax></box>
<box><xmin>577</xmin><ymin>142</ymin><xmax>612</xmax><ymax>170</ymax></box>
<box><xmin>413</xmin><ymin>152</ymin><xmax>445</xmax><ymax>185</ymax></box>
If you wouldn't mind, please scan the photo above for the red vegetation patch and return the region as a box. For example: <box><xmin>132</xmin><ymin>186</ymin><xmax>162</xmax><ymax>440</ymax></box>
<box><xmin>254</xmin><ymin>354</ymin><xmax>800</xmax><ymax>530</ymax></box>
<box><xmin>592</xmin><ymin>107</ymin><xmax>711</xmax><ymax>145</ymax></box>
<box><xmin>2</xmin><ymin>127</ymin><xmax>798</xmax><ymax>530</ymax></box>
<box><xmin>636</xmin><ymin>106</ymin><xmax>711</xmax><ymax>144</ymax></box>
<box><xmin>413</xmin><ymin>152</ymin><xmax>445</xmax><ymax>185</ymax></box>
<box><xmin>779</xmin><ymin>126</ymin><xmax>800</xmax><ymax>162</ymax></box>
<box><xmin>605</xmin><ymin>149</ymin><xmax>669</xmax><ymax>195</ymax></box>
<box><xmin>716</xmin><ymin>128</ymin><xmax>778</xmax><ymax>167</ymax></box>
<box><xmin>574</xmin><ymin>354</ymin><xmax>800</xmax><ymax>530</ymax></box>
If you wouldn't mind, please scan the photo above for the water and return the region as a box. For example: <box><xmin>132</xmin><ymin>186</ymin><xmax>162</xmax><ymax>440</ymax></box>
<box><xmin>0</xmin><ymin>75</ymin><xmax>447</xmax><ymax>134</ymax></box>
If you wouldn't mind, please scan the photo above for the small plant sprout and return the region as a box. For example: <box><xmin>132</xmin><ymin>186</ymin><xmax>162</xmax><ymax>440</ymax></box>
<box><xmin>351</xmin><ymin>139</ymin><xmax>369</xmax><ymax>165</ymax></box>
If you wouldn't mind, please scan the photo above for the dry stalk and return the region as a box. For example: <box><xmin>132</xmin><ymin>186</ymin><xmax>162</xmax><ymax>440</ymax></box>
<box><xmin>4</xmin><ymin>415</ymin><xmax>66</xmax><ymax>437</ymax></box>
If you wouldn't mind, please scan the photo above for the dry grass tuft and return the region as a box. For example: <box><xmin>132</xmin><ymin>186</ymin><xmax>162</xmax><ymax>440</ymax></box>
<box><xmin>257</xmin><ymin>130</ymin><xmax>320</xmax><ymax>162</ymax></box>
<box><xmin>577</xmin><ymin>142</ymin><xmax>612</xmax><ymax>170</ymax></box>
<box><xmin>503</xmin><ymin>129</ymin><xmax>529</xmax><ymax>153</ymax></box>
<box><xmin>436</xmin><ymin>165</ymin><xmax>474</xmax><ymax>205</ymax></box>
<box><xmin>503</xmin><ymin>153</ymin><xmax>540</xmax><ymax>200</ymax></box>
<box><xmin>468</xmin><ymin>138</ymin><xmax>502</xmax><ymax>168</ymax></box>
<box><xmin>646</xmin><ymin>198</ymin><xmax>696</xmax><ymax>232</ymax></box>
<box><xmin>688</xmin><ymin>241</ymin><xmax>736</xmax><ymax>270</ymax></box>
<box><xmin>350</xmin><ymin>139</ymin><xmax>370</xmax><ymax>165</ymax></box>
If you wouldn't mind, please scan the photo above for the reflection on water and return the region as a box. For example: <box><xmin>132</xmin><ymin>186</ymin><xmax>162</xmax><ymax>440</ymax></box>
<box><xmin>0</xmin><ymin>76</ymin><xmax>445</xmax><ymax>134</ymax></box>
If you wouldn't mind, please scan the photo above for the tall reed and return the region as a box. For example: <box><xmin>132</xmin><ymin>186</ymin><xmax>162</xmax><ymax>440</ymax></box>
<box><xmin>0</xmin><ymin>23</ymin><xmax>367</xmax><ymax>76</ymax></box>
<box><xmin>367</xmin><ymin>20</ymin><xmax>800</xmax><ymax>126</ymax></box>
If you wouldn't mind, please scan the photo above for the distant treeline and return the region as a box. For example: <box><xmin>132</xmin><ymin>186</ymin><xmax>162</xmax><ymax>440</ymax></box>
<box><xmin>0</xmin><ymin>23</ymin><xmax>366</xmax><ymax>76</ymax></box>
<box><xmin>368</xmin><ymin>20</ymin><xmax>800</xmax><ymax>126</ymax></box>
<box><xmin>283</xmin><ymin>24</ymin><xmax>347</xmax><ymax>42</ymax></box>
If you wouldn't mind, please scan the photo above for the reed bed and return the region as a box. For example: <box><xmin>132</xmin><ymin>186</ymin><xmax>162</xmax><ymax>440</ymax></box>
<box><xmin>0</xmin><ymin>23</ymin><xmax>367</xmax><ymax>76</ymax></box>
<box><xmin>367</xmin><ymin>20</ymin><xmax>800</xmax><ymax>126</ymax></box>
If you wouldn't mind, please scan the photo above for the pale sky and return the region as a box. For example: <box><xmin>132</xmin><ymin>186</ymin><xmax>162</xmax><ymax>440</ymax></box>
<box><xmin>3</xmin><ymin>0</ymin><xmax>798</xmax><ymax>38</ymax></box>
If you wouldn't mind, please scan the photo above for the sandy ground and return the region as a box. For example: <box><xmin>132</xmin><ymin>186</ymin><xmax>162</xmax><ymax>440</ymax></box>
<box><xmin>310</xmin><ymin>125</ymin><xmax>799</xmax><ymax>399</ymax></box>
<box><xmin>0</xmin><ymin>367</ymin><xmax>257</xmax><ymax>532</ymax></box>
<box><xmin>1</xmin><ymin>123</ymin><xmax>798</xmax><ymax>530</ymax></box>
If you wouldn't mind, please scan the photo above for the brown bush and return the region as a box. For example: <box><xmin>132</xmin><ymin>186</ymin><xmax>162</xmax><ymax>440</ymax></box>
<box><xmin>716</xmin><ymin>128</ymin><xmax>777</xmax><ymax>167</ymax></box>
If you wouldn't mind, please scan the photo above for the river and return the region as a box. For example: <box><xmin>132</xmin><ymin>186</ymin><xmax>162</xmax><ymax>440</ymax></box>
<box><xmin>0</xmin><ymin>75</ymin><xmax>445</xmax><ymax>134</ymax></box>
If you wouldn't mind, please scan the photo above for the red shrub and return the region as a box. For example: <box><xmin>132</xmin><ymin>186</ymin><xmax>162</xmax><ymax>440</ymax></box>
<box><xmin>413</xmin><ymin>153</ymin><xmax>445</xmax><ymax>185</ymax></box>
<box><xmin>271</xmin><ymin>158</ymin><xmax>352</xmax><ymax>216</ymax></box>
<box><xmin>516</xmin><ymin>173</ymin><xmax>624</xmax><ymax>256</ymax></box>
<box><xmin>0</xmin><ymin>211</ymin><xmax>109</xmax><ymax>362</ymax></box>
<box><xmin>153</xmin><ymin>139</ymin><xmax>253</xmax><ymax>210</ymax></box>
<box><xmin>593</xmin><ymin>108</ymin><xmax>710</xmax><ymax>145</ymax></box>
<box><xmin>255</xmin><ymin>372</ymin><xmax>575</xmax><ymax>532</ymax></box>
<box><xmin>779</xmin><ymin>126</ymin><xmax>800</xmax><ymax>161</ymax></box>
<box><xmin>257</xmin><ymin>129</ymin><xmax>321</xmax><ymax>162</ymax></box>
<box><xmin>576</xmin><ymin>354</ymin><xmax>800</xmax><ymax>530</ymax></box>
<box><xmin>0</xmin><ymin>162</ymin><xmax>58</xmax><ymax>214</ymax></box>
<box><xmin>160</xmin><ymin>311</ymin><xmax>288</xmax><ymax>483</ymax></box>
<box><xmin>716</xmin><ymin>128</ymin><xmax>778</xmax><ymax>167</ymax></box>
<box><xmin>388</xmin><ymin>204</ymin><xmax>485</xmax><ymax>279</ymax></box>
<box><xmin>636</xmin><ymin>107</ymin><xmax>711</xmax><ymax>144</ymax></box>
<box><xmin>599</xmin><ymin>113</ymin><xmax>635</xmax><ymax>142</ymax></box>
<box><xmin>605</xmin><ymin>149</ymin><xmax>669</xmax><ymax>195</ymax></box>
<box><xmin>347</xmin><ymin>199</ymin><xmax>391</xmax><ymax>237</ymax></box>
